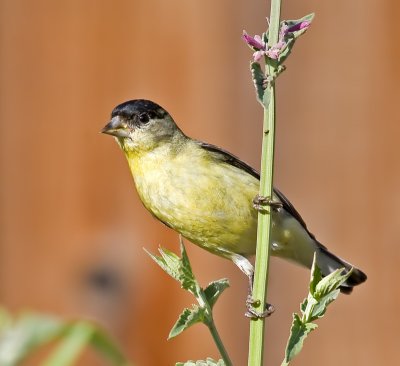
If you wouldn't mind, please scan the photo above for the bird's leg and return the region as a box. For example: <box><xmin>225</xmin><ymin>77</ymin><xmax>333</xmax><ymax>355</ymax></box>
<box><xmin>253</xmin><ymin>194</ymin><xmax>283</xmax><ymax>212</ymax></box>
<box><xmin>244</xmin><ymin>271</ymin><xmax>275</xmax><ymax>319</ymax></box>
<box><xmin>231</xmin><ymin>254</ymin><xmax>275</xmax><ymax>319</ymax></box>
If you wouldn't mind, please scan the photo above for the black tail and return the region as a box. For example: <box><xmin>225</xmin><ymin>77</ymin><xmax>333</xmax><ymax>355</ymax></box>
<box><xmin>316</xmin><ymin>245</ymin><xmax>367</xmax><ymax>294</ymax></box>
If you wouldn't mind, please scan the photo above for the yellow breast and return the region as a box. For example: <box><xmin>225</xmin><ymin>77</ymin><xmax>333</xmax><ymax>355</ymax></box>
<box><xmin>125</xmin><ymin>141</ymin><xmax>260</xmax><ymax>257</ymax></box>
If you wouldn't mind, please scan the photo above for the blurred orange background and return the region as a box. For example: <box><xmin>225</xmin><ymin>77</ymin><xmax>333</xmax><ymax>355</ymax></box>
<box><xmin>0</xmin><ymin>0</ymin><xmax>399</xmax><ymax>365</ymax></box>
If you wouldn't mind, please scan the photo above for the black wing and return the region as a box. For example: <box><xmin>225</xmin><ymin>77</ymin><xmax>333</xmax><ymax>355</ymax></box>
<box><xmin>273</xmin><ymin>187</ymin><xmax>316</xmax><ymax>240</ymax></box>
<box><xmin>199</xmin><ymin>141</ymin><xmax>315</xmax><ymax>239</ymax></box>
<box><xmin>199</xmin><ymin>141</ymin><xmax>260</xmax><ymax>179</ymax></box>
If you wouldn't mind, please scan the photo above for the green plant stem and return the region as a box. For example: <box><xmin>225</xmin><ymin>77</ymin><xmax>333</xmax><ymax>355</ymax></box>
<box><xmin>198</xmin><ymin>289</ymin><xmax>232</xmax><ymax>366</ymax></box>
<box><xmin>247</xmin><ymin>0</ymin><xmax>282</xmax><ymax>365</ymax></box>
<box><xmin>206</xmin><ymin>318</ymin><xmax>232</xmax><ymax>366</ymax></box>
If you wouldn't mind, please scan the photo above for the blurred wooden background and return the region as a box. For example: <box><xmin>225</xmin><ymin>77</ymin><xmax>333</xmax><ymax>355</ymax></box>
<box><xmin>0</xmin><ymin>0</ymin><xmax>399</xmax><ymax>365</ymax></box>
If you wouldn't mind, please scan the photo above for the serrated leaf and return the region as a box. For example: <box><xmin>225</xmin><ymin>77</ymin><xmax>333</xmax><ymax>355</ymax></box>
<box><xmin>283</xmin><ymin>256</ymin><xmax>350</xmax><ymax>365</ymax></box>
<box><xmin>176</xmin><ymin>358</ymin><xmax>225</xmax><ymax>366</ymax></box>
<box><xmin>281</xmin><ymin>314</ymin><xmax>318</xmax><ymax>366</ymax></box>
<box><xmin>309</xmin><ymin>290</ymin><xmax>340</xmax><ymax>320</ymax></box>
<box><xmin>159</xmin><ymin>247</ymin><xmax>181</xmax><ymax>277</ymax></box>
<box><xmin>250</xmin><ymin>62</ymin><xmax>271</xmax><ymax>109</ymax></box>
<box><xmin>168</xmin><ymin>305</ymin><xmax>205</xmax><ymax>340</ymax></box>
<box><xmin>203</xmin><ymin>279</ymin><xmax>230</xmax><ymax>309</ymax></box>
<box><xmin>314</xmin><ymin>268</ymin><xmax>352</xmax><ymax>300</ymax></box>
<box><xmin>144</xmin><ymin>247</ymin><xmax>180</xmax><ymax>281</ymax></box>
<box><xmin>180</xmin><ymin>237</ymin><xmax>192</xmax><ymax>274</ymax></box>
<box><xmin>145</xmin><ymin>245</ymin><xmax>200</xmax><ymax>294</ymax></box>
<box><xmin>300</xmin><ymin>297</ymin><xmax>308</xmax><ymax>313</ymax></box>
<box><xmin>179</xmin><ymin>269</ymin><xmax>197</xmax><ymax>294</ymax></box>
<box><xmin>179</xmin><ymin>240</ymin><xmax>198</xmax><ymax>295</ymax></box>
<box><xmin>309</xmin><ymin>253</ymin><xmax>322</xmax><ymax>296</ymax></box>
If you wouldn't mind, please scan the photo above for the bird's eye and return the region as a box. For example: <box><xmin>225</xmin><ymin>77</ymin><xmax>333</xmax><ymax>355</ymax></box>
<box><xmin>148</xmin><ymin>111</ymin><xmax>156</xmax><ymax>119</ymax></box>
<box><xmin>138</xmin><ymin>113</ymin><xmax>150</xmax><ymax>124</ymax></box>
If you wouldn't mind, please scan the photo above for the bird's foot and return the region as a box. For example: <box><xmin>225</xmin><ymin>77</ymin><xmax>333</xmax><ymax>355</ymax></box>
<box><xmin>245</xmin><ymin>295</ymin><xmax>275</xmax><ymax>319</ymax></box>
<box><xmin>253</xmin><ymin>194</ymin><xmax>283</xmax><ymax>212</ymax></box>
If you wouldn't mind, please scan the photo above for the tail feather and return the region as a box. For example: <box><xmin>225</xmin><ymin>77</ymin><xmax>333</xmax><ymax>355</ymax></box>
<box><xmin>316</xmin><ymin>245</ymin><xmax>367</xmax><ymax>294</ymax></box>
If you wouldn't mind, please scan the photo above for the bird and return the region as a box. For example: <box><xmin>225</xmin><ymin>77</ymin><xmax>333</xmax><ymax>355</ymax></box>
<box><xmin>101</xmin><ymin>99</ymin><xmax>367</xmax><ymax>315</ymax></box>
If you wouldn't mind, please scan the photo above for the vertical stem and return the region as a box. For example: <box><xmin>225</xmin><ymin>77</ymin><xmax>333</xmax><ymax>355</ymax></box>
<box><xmin>247</xmin><ymin>1</ymin><xmax>282</xmax><ymax>365</ymax></box>
<box><xmin>198</xmin><ymin>288</ymin><xmax>232</xmax><ymax>365</ymax></box>
<box><xmin>207</xmin><ymin>319</ymin><xmax>233</xmax><ymax>366</ymax></box>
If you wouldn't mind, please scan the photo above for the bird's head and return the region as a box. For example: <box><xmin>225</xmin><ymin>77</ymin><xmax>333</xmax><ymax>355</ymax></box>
<box><xmin>101</xmin><ymin>99</ymin><xmax>183</xmax><ymax>154</ymax></box>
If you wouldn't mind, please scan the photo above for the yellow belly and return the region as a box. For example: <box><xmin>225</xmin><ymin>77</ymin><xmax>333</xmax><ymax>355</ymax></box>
<box><xmin>125</xmin><ymin>142</ymin><xmax>316</xmax><ymax>265</ymax></box>
<box><xmin>126</xmin><ymin>144</ymin><xmax>259</xmax><ymax>256</ymax></box>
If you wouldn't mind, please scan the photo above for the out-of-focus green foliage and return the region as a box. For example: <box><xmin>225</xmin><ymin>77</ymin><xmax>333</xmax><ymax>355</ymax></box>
<box><xmin>176</xmin><ymin>358</ymin><xmax>225</xmax><ymax>366</ymax></box>
<box><xmin>0</xmin><ymin>307</ymin><xmax>131</xmax><ymax>366</ymax></box>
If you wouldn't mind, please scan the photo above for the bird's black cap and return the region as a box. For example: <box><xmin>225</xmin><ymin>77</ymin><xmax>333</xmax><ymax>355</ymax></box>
<box><xmin>111</xmin><ymin>99</ymin><xmax>167</xmax><ymax>120</ymax></box>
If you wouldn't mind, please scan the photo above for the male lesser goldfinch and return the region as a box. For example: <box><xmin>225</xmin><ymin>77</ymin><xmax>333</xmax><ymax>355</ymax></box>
<box><xmin>102</xmin><ymin>99</ymin><xmax>366</xmax><ymax>312</ymax></box>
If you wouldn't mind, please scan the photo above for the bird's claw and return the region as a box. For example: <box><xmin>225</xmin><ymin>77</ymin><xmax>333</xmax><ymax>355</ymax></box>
<box><xmin>245</xmin><ymin>295</ymin><xmax>275</xmax><ymax>319</ymax></box>
<box><xmin>253</xmin><ymin>194</ymin><xmax>283</xmax><ymax>212</ymax></box>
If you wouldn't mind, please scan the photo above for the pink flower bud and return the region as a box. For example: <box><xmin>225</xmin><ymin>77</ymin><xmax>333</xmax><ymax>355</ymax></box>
<box><xmin>286</xmin><ymin>21</ymin><xmax>311</xmax><ymax>34</ymax></box>
<box><xmin>242</xmin><ymin>31</ymin><xmax>265</xmax><ymax>50</ymax></box>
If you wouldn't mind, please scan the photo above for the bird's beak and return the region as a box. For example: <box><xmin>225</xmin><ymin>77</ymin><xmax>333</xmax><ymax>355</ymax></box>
<box><xmin>101</xmin><ymin>116</ymin><xmax>131</xmax><ymax>138</ymax></box>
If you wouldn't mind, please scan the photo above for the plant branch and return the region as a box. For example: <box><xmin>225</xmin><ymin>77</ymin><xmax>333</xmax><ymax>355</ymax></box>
<box><xmin>205</xmin><ymin>317</ymin><xmax>232</xmax><ymax>366</ymax></box>
<box><xmin>247</xmin><ymin>0</ymin><xmax>282</xmax><ymax>365</ymax></box>
<box><xmin>146</xmin><ymin>241</ymin><xmax>232</xmax><ymax>365</ymax></box>
<box><xmin>197</xmin><ymin>278</ymin><xmax>232</xmax><ymax>366</ymax></box>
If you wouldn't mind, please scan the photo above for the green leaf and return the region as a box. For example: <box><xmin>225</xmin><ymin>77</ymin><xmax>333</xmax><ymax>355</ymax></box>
<box><xmin>180</xmin><ymin>237</ymin><xmax>192</xmax><ymax>273</ymax></box>
<box><xmin>159</xmin><ymin>247</ymin><xmax>182</xmax><ymax>279</ymax></box>
<box><xmin>314</xmin><ymin>268</ymin><xmax>352</xmax><ymax>300</ymax></box>
<box><xmin>250</xmin><ymin>62</ymin><xmax>271</xmax><ymax>109</ymax></box>
<box><xmin>176</xmin><ymin>358</ymin><xmax>225</xmax><ymax>366</ymax></box>
<box><xmin>309</xmin><ymin>253</ymin><xmax>323</xmax><ymax>296</ymax></box>
<box><xmin>0</xmin><ymin>312</ymin><xmax>131</xmax><ymax>366</ymax></box>
<box><xmin>300</xmin><ymin>297</ymin><xmax>308</xmax><ymax>314</ymax></box>
<box><xmin>144</xmin><ymin>247</ymin><xmax>180</xmax><ymax>281</ymax></box>
<box><xmin>0</xmin><ymin>307</ymin><xmax>12</xmax><ymax>331</ymax></box>
<box><xmin>309</xmin><ymin>290</ymin><xmax>340</xmax><ymax>320</ymax></box>
<box><xmin>168</xmin><ymin>305</ymin><xmax>205</xmax><ymax>340</ymax></box>
<box><xmin>203</xmin><ymin>279</ymin><xmax>230</xmax><ymax>309</ymax></box>
<box><xmin>88</xmin><ymin>325</ymin><xmax>131</xmax><ymax>365</ymax></box>
<box><xmin>43</xmin><ymin>321</ymin><xmax>132</xmax><ymax>366</ymax></box>
<box><xmin>42</xmin><ymin>322</ymin><xmax>94</xmax><ymax>366</ymax></box>
<box><xmin>284</xmin><ymin>13</ymin><xmax>315</xmax><ymax>38</ymax></box>
<box><xmin>0</xmin><ymin>312</ymin><xmax>64</xmax><ymax>366</ymax></box>
<box><xmin>281</xmin><ymin>314</ymin><xmax>317</xmax><ymax>366</ymax></box>
<box><xmin>278</xmin><ymin>13</ymin><xmax>315</xmax><ymax>64</ymax></box>
<box><xmin>145</xmin><ymin>242</ymin><xmax>200</xmax><ymax>295</ymax></box>
<box><xmin>179</xmin><ymin>240</ymin><xmax>198</xmax><ymax>295</ymax></box>
<box><xmin>282</xmin><ymin>256</ymin><xmax>352</xmax><ymax>365</ymax></box>
<box><xmin>146</xmin><ymin>240</ymin><xmax>231</xmax><ymax>364</ymax></box>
